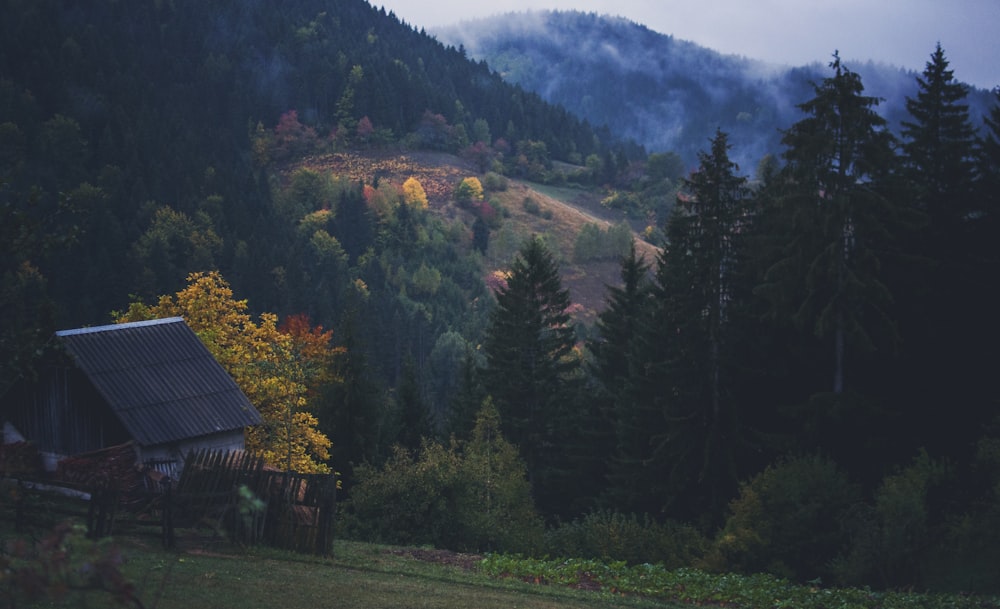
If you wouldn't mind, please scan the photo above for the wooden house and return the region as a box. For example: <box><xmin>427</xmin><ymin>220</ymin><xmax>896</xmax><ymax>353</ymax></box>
<box><xmin>0</xmin><ymin>317</ymin><xmax>262</xmax><ymax>476</ymax></box>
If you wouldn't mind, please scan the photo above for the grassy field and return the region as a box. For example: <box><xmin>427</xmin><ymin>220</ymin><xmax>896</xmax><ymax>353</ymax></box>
<box><xmin>133</xmin><ymin>542</ymin><xmax>680</xmax><ymax>609</ymax></box>
<box><xmin>5</xmin><ymin>496</ymin><xmax>997</xmax><ymax>609</ymax></box>
<box><xmin>15</xmin><ymin>533</ymin><xmax>682</xmax><ymax>609</ymax></box>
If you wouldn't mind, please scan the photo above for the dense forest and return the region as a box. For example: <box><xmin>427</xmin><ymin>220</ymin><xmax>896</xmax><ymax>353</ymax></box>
<box><xmin>3</xmin><ymin>0</ymin><xmax>1000</xmax><ymax>594</ymax></box>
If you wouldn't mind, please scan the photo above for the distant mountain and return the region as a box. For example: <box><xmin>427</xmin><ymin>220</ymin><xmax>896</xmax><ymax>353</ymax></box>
<box><xmin>435</xmin><ymin>10</ymin><xmax>994</xmax><ymax>169</ymax></box>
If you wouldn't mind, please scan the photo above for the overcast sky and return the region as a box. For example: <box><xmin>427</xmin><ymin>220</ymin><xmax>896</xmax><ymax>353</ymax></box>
<box><xmin>375</xmin><ymin>0</ymin><xmax>999</xmax><ymax>90</ymax></box>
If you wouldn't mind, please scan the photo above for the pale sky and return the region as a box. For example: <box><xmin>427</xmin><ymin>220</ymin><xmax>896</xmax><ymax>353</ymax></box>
<box><xmin>376</xmin><ymin>0</ymin><xmax>1000</xmax><ymax>90</ymax></box>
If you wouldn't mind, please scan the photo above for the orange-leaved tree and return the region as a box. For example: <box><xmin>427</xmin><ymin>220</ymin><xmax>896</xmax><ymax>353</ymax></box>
<box><xmin>114</xmin><ymin>271</ymin><xmax>334</xmax><ymax>473</ymax></box>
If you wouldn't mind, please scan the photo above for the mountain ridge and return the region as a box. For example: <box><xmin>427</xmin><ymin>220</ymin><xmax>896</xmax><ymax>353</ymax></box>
<box><xmin>434</xmin><ymin>10</ymin><xmax>994</xmax><ymax>167</ymax></box>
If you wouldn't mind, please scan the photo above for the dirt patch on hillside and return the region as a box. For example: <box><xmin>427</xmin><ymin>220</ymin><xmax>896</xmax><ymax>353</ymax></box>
<box><xmin>384</xmin><ymin>547</ymin><xmax>483</xmax><ymax>571</ymax></box>
<box><xmin>294</xmin><ymin>149</ymin><xmax>479</xmax><ymax>205</ymax></box>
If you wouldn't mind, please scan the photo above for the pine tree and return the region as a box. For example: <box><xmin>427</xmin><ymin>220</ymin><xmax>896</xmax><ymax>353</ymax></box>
<box><xmin>901</xmin><ymin>44</ymin><xmax>978</xmax><ymax>232</ymax></box>
<box><xmin>588</xmin><ymin>241</ymin><xmax>652</xmax><ymax>395</ymax></box>
<box><xmin>647</xmin><ymin>129</ymin><xmax>752</xmax><ymax>522</ymax></box>
<box><xmin>978</xmin><ymin>87</ymin><xmax>1000</xmax><ymax>244</ymax></box>
<box><xmin>587</xmin><ymin>241</ymin><xmax>652</xmax><ymax>512</ymax></box>
<box><xmin>759</xmin><ymin>53</ymin><xmax>898</xmax><ymax>397</ymax></box>
<box><xmin>893</xmin><ymin>47</ymin><xmax>994</xmax><ymax>458</ymax></box>
<box><xmin>481</xmin><ymin>236</ymin><xmax>579</xmax><ymax>515</ymax></box>
<box><xmin>396</xmin><ymin>353</ymin><xmax>433</xmax><ymax>451</ymax></box>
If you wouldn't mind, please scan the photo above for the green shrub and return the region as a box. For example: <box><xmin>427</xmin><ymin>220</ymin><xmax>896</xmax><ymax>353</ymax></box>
<box><xmin>482</xmin><ymin>171</ymin><xmax>508</xmax><ymax>192</ymax></box>
<box><xmin>832</xmin><ymin>450</ymin><xmax>950</xmax><ymax>589</ymax></box>
<box><xmin>544</xmin><ymin>510</ymin><xmax>708</xmax><ymax>568</ymax></box>
<box><xmin>342</xmin><ymin>399</ymin><xmax>544</xmax><ymax>554</ymax></box>
<box><xmin>522</xmin><ymin>196</ymin><xmax>541</xmax><ymax>215</ymax></box>
<box><xmin>709</xmin><ymin>454</ymin><xmax>860</xmax><ymax>582</ymax></box>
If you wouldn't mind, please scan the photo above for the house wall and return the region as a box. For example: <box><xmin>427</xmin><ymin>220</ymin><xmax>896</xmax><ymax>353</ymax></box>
<box><xmin>2</xmin><ymin>366</ymin><xmax>129</xmax><ymax>461</ymax></box>
<box><xmin>140</xmin><ymin>429</ymin><xmax>247</xmax><ymax>479</ymax></box>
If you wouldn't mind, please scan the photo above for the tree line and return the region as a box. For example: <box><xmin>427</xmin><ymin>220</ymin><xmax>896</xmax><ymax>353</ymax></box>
<box><xmin>445</xmin><ymin>48</ymin><xmax>998</xmax><ymax>590</ymax></box>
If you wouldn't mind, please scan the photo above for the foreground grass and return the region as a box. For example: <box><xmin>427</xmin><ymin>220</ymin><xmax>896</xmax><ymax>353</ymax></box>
<box><xmin>19</xmin><ymin>531</ymin><xmax>1000</xmax><ymax>609</ymax></box>
<box><xmin>17</xmin><ymin>534</ymin><xmax>679</xmax><ymax>609</ymax></box>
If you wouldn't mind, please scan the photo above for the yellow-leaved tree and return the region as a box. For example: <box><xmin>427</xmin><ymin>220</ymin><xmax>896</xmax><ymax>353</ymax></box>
<box><xmin>401</xmin><ymin>176</ymin><xmax>428</xmax><ymax>209</ymax></box>
<box><xmin>114</xmin><ymin>271</ymin><xmax>334</xmax><ymax>473</ymax></box>
<box><xmin>454</xmin><ymin>176</ymin><xmax>484</xmax><ymax>205</ymax></box>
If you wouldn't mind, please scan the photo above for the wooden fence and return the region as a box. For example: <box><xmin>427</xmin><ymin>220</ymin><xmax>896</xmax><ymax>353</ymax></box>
<box><xmin>1</xmin><ymin>447</ymin><xmax>337</xmax><ymax>556</ymax></box>
<box><xmin>169</xmin><ymin>448</ymin><xmax>337</xmax><ymax>555</ymax></box>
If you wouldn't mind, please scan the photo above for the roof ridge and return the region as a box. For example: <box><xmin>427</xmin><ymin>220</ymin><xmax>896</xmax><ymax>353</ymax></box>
<box><xmin>55</xmin><ymin>317</ymin><xmax>185</xmax><ymax>336</ymax></box>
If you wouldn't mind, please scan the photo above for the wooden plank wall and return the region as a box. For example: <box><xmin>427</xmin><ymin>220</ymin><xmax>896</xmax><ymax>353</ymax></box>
<box><xmin>175</xmin><ymin>448</ymin><xmax>337</xmax><ymax>555</ymax></box>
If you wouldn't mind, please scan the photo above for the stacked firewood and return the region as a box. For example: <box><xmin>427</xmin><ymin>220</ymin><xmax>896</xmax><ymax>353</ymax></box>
<box><xmin>55</xmin><ymin>442</ymin><xmax>146</xmax><ymax>504</ymax></box>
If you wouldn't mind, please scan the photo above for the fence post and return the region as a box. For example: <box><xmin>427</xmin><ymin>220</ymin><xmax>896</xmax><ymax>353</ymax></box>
<box><xmin>315</xmin><ymin>473</ymin><xmax>337</xmax><ymax>556</ymax></box>
<box><xmin>162</xmin><ymin>478</ymin><xmax>175</xmax><ymax>549</ymax></box>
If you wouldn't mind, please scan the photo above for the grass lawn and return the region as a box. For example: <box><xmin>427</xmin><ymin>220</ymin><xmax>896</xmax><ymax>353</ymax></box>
<box><xmin>120</xmin><ymin>542</ymin><xmax>665</xmax><ymax>609</ymax></box>
<box><xmin>10</xmin><ymin>527</ymin><xmax>681</xmax><ymax>609</ymax></box>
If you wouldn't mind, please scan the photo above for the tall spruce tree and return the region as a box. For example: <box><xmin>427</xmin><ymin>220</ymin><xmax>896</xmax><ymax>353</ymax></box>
<box><xmin>647</xmin><ymin>129</ymin><xmax>753</xmax><ymax>523</ymax></box>
<box><xmin>979</xmin><ymin>87</ymin><xmax>1000</xmax><ymax>242</ymax></box>
<box><xmin>901</xmin><ymin>44</ymin><xmax>978</xmax><ymax>232</ymax></box>
<box><xmin>754</xmin><ymin>54</ymin><xmax>902</xmax><ymax>478</ymax></box>
<box><xmin>481</xmin><ymin>236</ymin><xmax>580</xmax><ymax>515</ymax></box>
<box><xmin>759</xmin><ymin>53</ymin><xmax>898</xmax><ymax>397</ymax></box>
<box><xmin>588</xmin><ymin>242</ymin><xmax>653</xmax><ymax>512</ymax></box>
<box><xmin>893</xmin><ymin>46</ymin><xmax>993</xmax><ymax>458</ymax></box>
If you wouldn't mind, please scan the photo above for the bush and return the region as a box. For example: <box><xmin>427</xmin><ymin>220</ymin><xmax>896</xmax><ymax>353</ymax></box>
<box><xmin>709</xmin><ymin>455</ymin><xmax>860</xmax><ymax>582</ymax></box>
<box><xmin>341</xmin><ymin>399</ymin><xmax>544</xmax><ymax>553</ymax></box>
<box><xmin>544</xmin><ymin>510</ymin><xmax>709</xmax><ymax>568</ymax></box>
<box><xmin>574</xmin><ymin>221</ymin><xmax>634</xmax><ymax>262</ymax></box>
<box><xmin>482</xmin><ymin>171</ymin><xmax>508</xmax><ymax>192</ymax></box>
<box><xmin>522</xmin><ymin>196</ymin><xmax>541</xmax><ymax>216</ymax></box>
<box><xmin>832</xmin><ymin>450</ymin><xmax>950</xmax><ymax>589</ymax></box>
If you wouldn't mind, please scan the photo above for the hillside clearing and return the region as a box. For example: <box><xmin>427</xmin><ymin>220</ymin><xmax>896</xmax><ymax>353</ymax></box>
<box><xmin>290</xmin><ymin>150</ymin><xmax>661</xmax><ymax>324</ymax></box>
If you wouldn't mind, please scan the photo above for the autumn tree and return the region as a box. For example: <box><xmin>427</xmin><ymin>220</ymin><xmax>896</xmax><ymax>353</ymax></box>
<box><xmin>115</xmin><ymin>271</ymin><xmax>333</xmax><ymax>473</ymax></box>
<box><xmin>401</xmin><ymin>176</ymin><xmax>429</xmax><ymax>209</ymax></box>
<box><xmin>454</xmin><ymin>176</ymin><xmax>484</xmax><ymax>205</ymax></box>
<box><xmin>271</xmin><ymin>109</ymin><xmax>318</xmax><ymax>160</ymax></box>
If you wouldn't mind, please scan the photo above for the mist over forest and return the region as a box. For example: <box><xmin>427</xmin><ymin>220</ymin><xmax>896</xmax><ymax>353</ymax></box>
<box><xmin>435</xmin><ymin>10</ymin><xmax>996</xmax><ymax>168</ymax></box>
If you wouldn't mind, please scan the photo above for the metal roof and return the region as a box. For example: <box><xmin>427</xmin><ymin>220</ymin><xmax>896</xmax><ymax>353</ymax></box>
<box><xmin>55</xmin><ymin>317</ymin><xmax>262</xmax><ymax>446</ymax></box>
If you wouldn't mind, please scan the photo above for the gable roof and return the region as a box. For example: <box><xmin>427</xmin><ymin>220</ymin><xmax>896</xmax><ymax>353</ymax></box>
<box><xmin>55</xmin><ymin>317</ymin><xmax>261</xmax><ymax>446</ymax></box>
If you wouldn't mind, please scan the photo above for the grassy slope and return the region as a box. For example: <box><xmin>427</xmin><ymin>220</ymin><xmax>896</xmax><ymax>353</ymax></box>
<box><xmin>109</xmin><ymin>539</ymin><xmax>679</xmax><ymax>609</ymax></box>
<box><xmin>294</xmin><ymin>149</ymin><xmax>660</xmax><ymax>326</ymax></box>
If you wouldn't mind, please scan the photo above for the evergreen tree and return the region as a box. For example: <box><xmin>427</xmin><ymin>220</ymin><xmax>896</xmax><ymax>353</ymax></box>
<box><xmin>481</xmin><ymin>236</ymin><xmax>579</xmax><ymax>516</ymax></box>
<box><xmin>648</xmin><ymin>129</ymin><xmax>753</xmax><ymax>523</ymax></box>
<box><xmin>901</xmin><ymin>44</ymin><xmax>978</xmax><ymax>232</ymax></box>
<box><xmin>326</xmin><ymin>307</ymin><xmax>386</xmax><ymax>484</ymax></box>
<box><xmin>759</xmin><ymin>53</ymin><xmax>898</xmax><ymax>397</ymax></box>
<box><xmin>589</xmin><ymin>242</ymin><xmax>652</xmax><ymax>395</ymax></box>
<box><xmin>978</xmin><ymin>87</ymin><xmax>1000</xmax><ymax>244</ymax></box>
<box><xmin>583</xmin><ymin>242</ymin><xmax>654</xmax><ymax>513</ymax></box>
<box><xmin>396</xmin><ymin>353</ymin><xmax>433</xmax><ymax>451</ymax></box>
<box><xmin>589</xmin><ymin>242</ymin><xmax>656</xmax><ymax>513</ymax></box>
<box><xmin>893</xmin><ymin>46</ymin><xmax>994</xmax><ymax>458</ymax></box>
<box><xmin>754</xmin><ymin>54</ymin><xmax>902</xmax><ymax>478</ymax></box>
<box><xmin>332</xmin><ymin>185</ymin><xmax>375</xmax><ymax>264</ymax></box>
